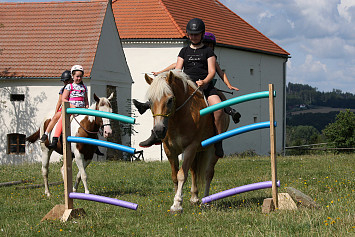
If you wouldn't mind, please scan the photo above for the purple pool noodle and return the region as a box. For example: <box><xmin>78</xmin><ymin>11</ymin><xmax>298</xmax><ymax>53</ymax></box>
<box><xmin>201</xmin><ymin>180</ymin><xmax>280</xmax><ymax>204</ymax></box>
<box><xmin>69</xmin><ymin>192</ymin><xmax>138</xmax><ymax>210</ymax></box>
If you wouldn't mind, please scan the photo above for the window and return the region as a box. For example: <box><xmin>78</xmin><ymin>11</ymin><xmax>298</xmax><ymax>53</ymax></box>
<box><xmin>7</xmin><ymin>133</ymin><xmax>26</xmax><ymax>154</ymax></box>
<box><xmin>10</xmin><ymin>94</ymin><xmax>25</xmax><ymax>101</ymax></box>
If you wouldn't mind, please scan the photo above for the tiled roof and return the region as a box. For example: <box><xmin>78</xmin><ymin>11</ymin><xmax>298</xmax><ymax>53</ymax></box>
<box><xmin>112</xmin><ymin>0</ymin><xmax>289</xmax><ymax>56</ymax></box>
<box><xmin>0</xmin><ymin>1</ymin><xmax>108</xmax><ymax>78</ymax></box>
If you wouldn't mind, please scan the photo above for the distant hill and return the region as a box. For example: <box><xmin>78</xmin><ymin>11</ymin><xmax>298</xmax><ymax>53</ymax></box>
<box><xmin>286</xmin><ymin>82</ymin><xmax>355</xmax><ymax>111</ymax></box>
<box><xmin>286</xmin><ymin>83</ymin><xmax>355</xmax><ymax>131</ymax></box>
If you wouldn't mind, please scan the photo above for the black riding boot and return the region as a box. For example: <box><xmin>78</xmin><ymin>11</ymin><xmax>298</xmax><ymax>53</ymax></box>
<box><xmin>133</xmin><ymin>99</ymin><xmax>150</xmax><ymax>115</ymax></box>
<box><xmin>139</xmin><ymin>130</ymin><xmax>162</xmax><ymax>147</ymax></box>
<box><xmin>231</xmin><ymin>110</ymin><xmax>241</xmax><ymax>124</ymax></box>
<box><xmin>224</xmin><ymin>107</ymin><xmax>241</xmax><ymax>124</ymax></box>
<box><xmin>215</xmin><ymin>141</ymin><xmax>224</xmax><ymax>158</ymax></box>
<box><xmin>49</xmin><ymin>137</ymin><xmax>58</xmax><ymax>149</ymax></box>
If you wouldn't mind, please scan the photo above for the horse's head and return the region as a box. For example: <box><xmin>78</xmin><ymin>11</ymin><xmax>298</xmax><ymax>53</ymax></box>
<box><xmin>94</xmin><ymin>93</ymin><xmax>113</xmax><ymax>138</ymax></box>
<box><xmin>145</xmin><ymin>70</ymin><xmax>198</xmax><ymax>140</ymax></box>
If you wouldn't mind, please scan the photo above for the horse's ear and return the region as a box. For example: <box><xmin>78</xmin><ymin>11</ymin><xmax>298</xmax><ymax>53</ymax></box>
<box><xmin>108</xmin><ymin>92</ymin><xmax>114</xmax><ymax>100</ymax></box>
<box><xmin>167</xmin><ymin>71</ymin><xmax>175</xmax><ymax>84</ymax></box>
<box><xmin>94</xmin><ymin>93</ymin><xmax>100</xmax><ymax>103</ymax></box>
<box><xmin>145</xmin><ymin>74</ymin><xmax>153</xmax><ymax>85</ymax></box>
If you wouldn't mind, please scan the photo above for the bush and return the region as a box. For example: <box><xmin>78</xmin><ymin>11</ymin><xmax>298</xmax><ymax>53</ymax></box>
<box><xmin>322</xmin><ymin>110</ymin><xmax>355</xmax><ymax>151</ymax></box>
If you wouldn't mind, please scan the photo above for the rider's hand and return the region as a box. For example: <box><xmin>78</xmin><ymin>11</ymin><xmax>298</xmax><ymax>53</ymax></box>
<box><xmin>228</xmin><ymin>85</ymin><xmax>239</xmax><ymax>91</ymax></box>
<box><xmin>196</xmin><ymin>80</ymin><xmax>205</xmax><ymax>87</ymax></box>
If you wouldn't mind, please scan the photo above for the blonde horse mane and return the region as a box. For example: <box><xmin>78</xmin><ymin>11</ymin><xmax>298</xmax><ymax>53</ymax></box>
<box><xmin>146</xmin><ymin>69</ymin><xmax>199</xmax><ymax>102</ymax></box>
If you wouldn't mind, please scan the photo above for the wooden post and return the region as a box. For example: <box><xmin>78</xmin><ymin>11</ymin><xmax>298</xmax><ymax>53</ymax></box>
<box><xmin>269</xmin><ymin>84</ymin><xmax>278</xmax><ymax>208</ymax></box>
<box><xmin>42</xmin><ymin>102</ymin><xmax>75</xmax><ymax>221</ymax></box>
<box><xmin>62</xmin><ymin>102</ymin><xmax>73</xmax><ymax>211</ymax></box>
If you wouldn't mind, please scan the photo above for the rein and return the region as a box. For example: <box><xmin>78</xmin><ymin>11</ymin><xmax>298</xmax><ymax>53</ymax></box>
<box><xmin>176</xmin><ymin>86</ymin><xmax>200</xmax><ymax>112</ymax></box>
<box><xmin>152</xmin><ymin>86</ymin><xmax>200</xmax><ymax>118</ymax></box>
<box><xmin>73</xmin><ymin>115</ymin><xmax>110</xmax><ymax>136</ymax></box>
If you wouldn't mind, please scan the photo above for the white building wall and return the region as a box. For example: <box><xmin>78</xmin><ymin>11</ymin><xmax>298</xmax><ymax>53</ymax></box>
<box><xmin>0</xmin><ymin>80</ymin><xmax>73</xmax><ymax>164</ymax></box>
<box><xmin>122</xmin><ymin>41</ymin><xmax>185</xmax><ymax>161</ymax></box>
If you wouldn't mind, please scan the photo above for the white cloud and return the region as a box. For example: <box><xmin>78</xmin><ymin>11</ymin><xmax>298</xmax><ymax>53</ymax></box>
<box><xmin>301</xmin><ymin>55</ymin><xmax>327</xmax><ymax>73</ymax></box>
<box><xmin>337</xmin><ymin>0</ymin><xmax>355</xmax><ymax>23</ymax></box>
<box><xmin>220</xmin><ymin>0</ymin><xmax>355</xmax><ymax>93</ymax></box>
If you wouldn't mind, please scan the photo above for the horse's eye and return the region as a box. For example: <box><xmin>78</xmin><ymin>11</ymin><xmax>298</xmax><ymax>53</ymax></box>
<box><xmin>167</xmin><ymin>97</ymin><xmax>174</xmax><ymax>105</ymax></box>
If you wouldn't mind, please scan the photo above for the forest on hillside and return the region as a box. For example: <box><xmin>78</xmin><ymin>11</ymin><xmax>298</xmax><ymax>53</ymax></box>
<box><xmin>286</xmin><ymin>82</ymin><xmax>355</xmax><ymax>110</ymax></box>
<box><xmin>286</xmin><ymin>83</ymin><xmax>355</xmax><ymax>153</ymax></box>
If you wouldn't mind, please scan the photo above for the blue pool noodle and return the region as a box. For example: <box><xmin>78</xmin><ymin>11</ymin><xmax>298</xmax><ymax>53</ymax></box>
<box><xmin>201</xmin><ymin>121</ymin><xmax>277</xmax><ymax>147</ymax></box>
<box><xmin>67</xmin><ymin>136</ymin><xmax>136</xmax><ymax>154</ymax></box>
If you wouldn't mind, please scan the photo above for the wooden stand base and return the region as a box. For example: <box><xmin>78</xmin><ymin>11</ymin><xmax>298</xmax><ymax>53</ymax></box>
<box><xmin>278</xmin><ymin>193</ymin><xmax>297</xmax><ymax>210</ymax></box>
<box><xmin>262</xmin><ymin>193</ymin><xmax>298</xmax><ymax>213</ymax></box>
<box><xmin>41</xmin><ymin>204</ymin><xmax>86</xmax><ymax>222</ymax></box>
<box><xmin>262</xmin><ymin>198</ymin><xmax>275</xmax><ymax>213</ymax></box>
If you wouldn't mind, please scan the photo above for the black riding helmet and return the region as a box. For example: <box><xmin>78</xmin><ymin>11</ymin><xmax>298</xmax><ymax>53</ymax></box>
<box><xmin>186</xmin><ymin>18</ymin><xmax>205</xmax><ymax>34</ymax></box>
<box><xmin>61</xmin><ymin>70</ymin><xmax>71</xmax><ymax>82</ymax></box>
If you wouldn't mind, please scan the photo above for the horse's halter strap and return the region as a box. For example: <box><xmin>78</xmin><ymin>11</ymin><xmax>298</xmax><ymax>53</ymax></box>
<box><xmin>151</xmin><ymin>86</ymin><xmax>200</xmax><ymax>117</ymax></box>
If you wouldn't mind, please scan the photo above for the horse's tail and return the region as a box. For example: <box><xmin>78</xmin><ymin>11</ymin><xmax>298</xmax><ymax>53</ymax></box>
<box><xmin>26</xmin><ymin>129</ymin><xmax>40</xmax><ymax>143</ymax></box>
<box><xmin>193</xmin><ymin>152</ymin><xmax>208</xmax><ymax>193</ymax></box>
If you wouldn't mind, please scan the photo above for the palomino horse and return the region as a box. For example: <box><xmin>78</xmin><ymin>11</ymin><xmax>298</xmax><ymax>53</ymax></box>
<box><xmin>26</xmin><ymin>93</ymin><xmax>113</xmax><ymax>196</ymax></box>
<box><xmin>145</xmin><ymin>70</ymin><xmax>229</xmax><ymax>212</ymax></box>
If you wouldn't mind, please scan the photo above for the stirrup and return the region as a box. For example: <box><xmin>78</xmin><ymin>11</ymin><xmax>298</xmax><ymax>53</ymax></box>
<box><xmin>40</xmin><ymin>134</ymin><xmax>48</xmax><ymax>143</ymax></box>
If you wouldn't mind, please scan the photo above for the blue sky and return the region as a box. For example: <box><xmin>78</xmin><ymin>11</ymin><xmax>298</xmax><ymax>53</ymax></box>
<box><xmin>3</xmin><ymin>0</ymin><xmax>355</xmax><ymax>93</ymax></box>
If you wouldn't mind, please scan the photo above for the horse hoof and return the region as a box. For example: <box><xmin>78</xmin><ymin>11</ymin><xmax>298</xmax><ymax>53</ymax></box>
<box><xmin>45</xmin><ymin>192</ymin><xmax>51</xmax><ymax>197</ymax></box>
<box><xmin>190</xmin><ymin>197</ymin><xmax>200</xmax><ymax>205</ymax></box>
<box><xmin>170</xmin><ymin>205</ymin><xmax>183</xmax><ymax>213</ymax></box>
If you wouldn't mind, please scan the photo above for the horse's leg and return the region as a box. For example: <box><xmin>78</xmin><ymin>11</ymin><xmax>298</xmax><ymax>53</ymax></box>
<box><xmin>204</xmin><ymin>148</ymin><xmax>218</xmax><ymax>197</ymax></box>
<box><xmin>74</xmin><ymin>154</ymin><xmax>91</xmax><ymax>194</ymax></box>
<box><xmin>167</xmin><ymin>156</ymin><xmax>179</xmax><ymax>193</ymax></box>
<box><xmin>41</xmin><ymin>145</ymin><xmax>53</xmax><ymax>197</ymax></box>
<box><xmin>73</xmin><ymin>159</ymin><xmax>91</xmax><ymax>193</ymax></box>
<box><xmin>189</xmin><ymin>154</ymin><xmax>200</xmax><ymax>204</ymax></box>
<box><xmin>170</xmin><ymin>147</ymin><xmax>197</xmax><ymax>212</ymax></box>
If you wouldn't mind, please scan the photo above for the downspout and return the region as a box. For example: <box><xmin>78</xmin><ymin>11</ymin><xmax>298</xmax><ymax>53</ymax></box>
<box><xmin>282</xmin><ymin>57</ymin><xmax>288</xmax><ymax>156</ymax></box>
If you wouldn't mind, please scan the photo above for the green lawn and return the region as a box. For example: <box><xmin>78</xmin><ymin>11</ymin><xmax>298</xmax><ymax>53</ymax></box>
<box><xmin>0</xmin><ymin>154</ymin><xmax>354</xmax><ymax>236</ymax></box>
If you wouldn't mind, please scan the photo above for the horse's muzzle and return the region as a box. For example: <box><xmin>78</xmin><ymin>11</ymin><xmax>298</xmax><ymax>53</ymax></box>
<box><xmin>103</xmin><ymin>125</ymin><xmax>112</xmax><ymax>138</ymax></box>
<box><xmin>153</xmin><ymin>124</ymin><xmax>167</xmax><ymax>140</ymax></box>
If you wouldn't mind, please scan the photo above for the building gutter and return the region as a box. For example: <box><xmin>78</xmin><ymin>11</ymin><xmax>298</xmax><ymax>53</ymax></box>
<box><xmin>217</xmin><ymin>43</ymin><xmax>290</xmax><ymax>59</ymax></box>
<box><xmin>121</xmin><ymin>38</ymin><xmax>290</xmax><ymax>58</ymax></box>
<box><xmin>0</xmin><ymin>77</ymin><xmax>91</xmax><ymax>80</ymax></box>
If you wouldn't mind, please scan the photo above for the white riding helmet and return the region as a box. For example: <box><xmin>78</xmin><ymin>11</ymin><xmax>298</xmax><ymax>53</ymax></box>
<box><xmin>71</xmin><ymin>65</ymin><xmax>84</xmax><ymax>75</ymax></box>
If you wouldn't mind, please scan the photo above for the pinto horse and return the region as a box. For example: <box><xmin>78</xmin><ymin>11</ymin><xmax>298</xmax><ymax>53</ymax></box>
<box><xmin>145</xmin><ymin>70</ymin><xmax>229</xmax><ymax>212</ymax></box>
<box><xmin>26</xmin><ymin>93</ymin><xmax>113</xmax><ymax>196</ymax></box>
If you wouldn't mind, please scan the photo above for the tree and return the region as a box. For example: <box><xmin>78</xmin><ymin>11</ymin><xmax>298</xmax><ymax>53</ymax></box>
<box><xmin>322</xmin><ymin>110</ymin><xmax>355</xmax><ymax>151</ymax></box>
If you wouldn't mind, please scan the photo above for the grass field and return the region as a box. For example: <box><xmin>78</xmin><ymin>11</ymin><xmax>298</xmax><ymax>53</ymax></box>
<box><xmin>0</xmin><ymin>154</ymin><xmax>354</xmax><ymax>236</ymax></box>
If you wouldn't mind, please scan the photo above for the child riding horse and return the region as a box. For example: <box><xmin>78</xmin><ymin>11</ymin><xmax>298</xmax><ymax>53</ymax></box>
<box><xmin>26</xmin><ymin>93</ymin><xmax>113</xmax><ymax>196</ymax></box>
